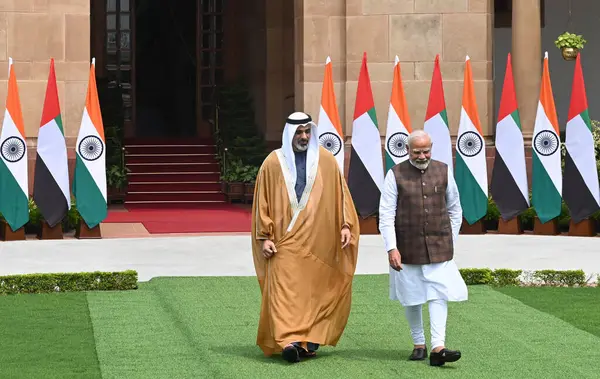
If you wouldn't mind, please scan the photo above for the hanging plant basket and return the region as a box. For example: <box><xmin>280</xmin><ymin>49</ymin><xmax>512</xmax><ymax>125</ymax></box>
<box><xmin>560</xmin><ymin>47</ymin><xmax>579</xmax><ymax>61</ymax></box>
<box><xmin>554</xmin><ymin>32</ymin><xmax>586</xmax><ymax>61</ymax></box>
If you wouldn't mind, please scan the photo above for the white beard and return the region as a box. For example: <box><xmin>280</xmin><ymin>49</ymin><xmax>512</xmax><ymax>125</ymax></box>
<box><xmin>411</xmin><ymin>159</ymin><xmax>430</xmax><ymax>170</ymax></box>
<box><xmin>293</xmin><ymin>142</ymin><xmax>308</xmax><ymax>152</ymax></box>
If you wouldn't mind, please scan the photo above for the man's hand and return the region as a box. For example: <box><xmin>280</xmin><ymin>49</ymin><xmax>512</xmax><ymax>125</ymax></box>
<box><xmin>341</xmin><ymin>226</ymin><xmax>351</xmax><ymax>249</ymax></box>
<box><xmin>262</xmin><ymin>240</ymin><xmax>277</xmax><ymax>259</ymax></box>
<box><xmin>388</xmin><ymin>249</ymin><xmax>402</xmax><ymax>271</ymax></box>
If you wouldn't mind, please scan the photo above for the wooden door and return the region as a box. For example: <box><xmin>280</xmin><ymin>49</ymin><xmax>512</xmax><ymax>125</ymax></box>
<box><xmin>196</xmin><ymin>0</ymin><xmax>225</xmax><ymax>138</ymax></box>
<box><xmin>105</xmin><ymin>0</ymin><xmax>135</xmax><ymax>138</ymax></box>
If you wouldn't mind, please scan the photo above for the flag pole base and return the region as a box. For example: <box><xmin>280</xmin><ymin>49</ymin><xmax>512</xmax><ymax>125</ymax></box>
<box><xmin>533</xmin><ymin>217</ymin><xmax>559</xmax><ymax>235</ymax></box>
<box><xmin>37</xmin><ymin>221</ymin><xmax>63</xmax><ymax>240</ymax></box>
<box><xmin>568</xmin><ymin>219</ymin><xmax>597</xmax><ymax>237</ymax></box>
<box><xmin>359</xmin><ymin>216</ymin><xmax>379</xmax><ymax>235</ymax></box>
<box><xmin>497</xmin><ymin>217</ymin><xmax>523</xmax><ymax>235</ymax></box>
<box><xmin>0</xmin><ymin>220</ymin><xmax>25</xmax><ymax>241</ymax></box>
<box><xmin>75</xmin><ymin>219</ymin><xmax>102</xmax><ymax>239</ymax></box>
<box><xmin>460</xmin><ymin>219</ymin><xmax>486</xmax><ymax>234</ymax></box>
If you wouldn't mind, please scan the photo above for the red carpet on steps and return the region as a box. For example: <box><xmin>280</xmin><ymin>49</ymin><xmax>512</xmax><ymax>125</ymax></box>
<box><xmin>104</xmin><ymin>204</ymin><xmax>251</xmax><ymax>233</ymax></box>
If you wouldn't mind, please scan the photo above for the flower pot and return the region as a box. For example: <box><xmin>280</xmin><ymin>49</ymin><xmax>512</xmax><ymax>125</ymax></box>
<box><xmin>107</xmin><ymin>186</ymin><xmax>126</xmax><ymax>204</ymax></box>
<box><xmin>561</xmin><ymin>47</ymin><xmax>578</xmax><ymax>60</ymax></box>
<box><xmin>244</xmin><ymin>182</ymin><xmax>255</xmax><ymax>204</ymax></box>
<box><xmin>227</xmin><ymin>182</ymin><xmax>245</xmax><ymax>203</ymax></box>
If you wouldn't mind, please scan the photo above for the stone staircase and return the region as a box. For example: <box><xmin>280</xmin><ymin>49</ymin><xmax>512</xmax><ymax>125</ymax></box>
<box><xmin>123</xmin><ymin>138</ymin><xmax>225</xmax><ymax>208</ymax></box>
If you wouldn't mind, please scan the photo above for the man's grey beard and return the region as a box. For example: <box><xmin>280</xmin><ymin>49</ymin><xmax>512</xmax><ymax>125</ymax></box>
<box><xmin>293</xmin><ymin>142</ymin><xmax>308</xmax><ymax>152</ymax></box>
<box><xmin>411</xmin><ymin>159</ymin><xmax>430</xmax><ymax>170</ymax></box>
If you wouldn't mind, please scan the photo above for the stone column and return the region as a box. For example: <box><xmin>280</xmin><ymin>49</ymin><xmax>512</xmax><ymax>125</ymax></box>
<box><xmin>512</xmin><ymin>0</ymin><xmax>542</xmax><ymax>142</ymax></box>
<box><xmin>293</xmin><ymin>0</ymin><xmax>346</xmax><ymax>126</ymax></box>
<box><xmin>0</xmin><ymin>0</ymin><xmax>90</xmax><ymax>193</ymax></box>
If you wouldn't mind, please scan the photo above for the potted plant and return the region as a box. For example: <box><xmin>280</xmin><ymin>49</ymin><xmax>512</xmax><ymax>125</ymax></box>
<box><xmin>107</xmin><ymin>164</ymin><xmax>130</xmax><ymax>204</ymax></box>
<box><xmin>222</xmin><ymin>159</ymin><xmax>246</xmax><ymax>202</ymax></box>
<box><xmin>242</xmin><ymin>165</ymin><xmax>259</xmax><ymax>203</ymax></box>
<box><xmin>554</xmin><ymin>32</ymin><xmax>586</xmax><ymax>60</ymax></box>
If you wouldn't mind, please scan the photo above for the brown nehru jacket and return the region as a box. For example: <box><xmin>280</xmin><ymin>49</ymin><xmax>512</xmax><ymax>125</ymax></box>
<box><xmin>391</xmin><ymin>159</ymin><xmax>454</xmax><ymax>265</ymax></box>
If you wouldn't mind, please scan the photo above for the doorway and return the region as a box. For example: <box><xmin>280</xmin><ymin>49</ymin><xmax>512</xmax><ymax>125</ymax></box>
<box><xmin>91</xmin><ymin>0</ymin><xmax>226</xmax><ymax>140</ymax></box>
<box><xmin>135</xmin><ymin>0</ymin><xmax>197</xmax><ymax>138</ymax></box>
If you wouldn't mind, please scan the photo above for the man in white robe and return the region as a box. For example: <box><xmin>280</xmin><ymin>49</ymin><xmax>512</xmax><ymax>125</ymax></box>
<box><xmin>378</xmin><ymin>129</ymin><xmax>468</xmax><ymax>367</ymax></box>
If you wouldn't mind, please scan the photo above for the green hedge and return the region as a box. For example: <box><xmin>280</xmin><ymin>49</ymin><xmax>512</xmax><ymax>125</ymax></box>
<box><xmin>459</xmin><ymin>268</ymin><xmax>592</xmax><ymax>287</ymax></box>
<box><xmin>0</xmin><ymin>270</ymin><xmax>138</xmax><ymax>295</ymax></box>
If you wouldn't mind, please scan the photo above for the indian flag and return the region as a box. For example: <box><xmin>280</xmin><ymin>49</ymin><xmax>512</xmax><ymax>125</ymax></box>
<box><xmin>490</xmin><ymin>53</ymin><xmax>530</xmax><ymax>220</ymax></box>
<box><xmin>347</xmin><ymin>52</ymin><xmax>384</xmax><ymax>218</ymax></box>
<box><xmin>317</xmin><ymin>56</ymin><xmax>344</xmax><ymax>172</ymax></box>
<box><xmin>531</xmin><ymin>52</ymin><xmax>562</xmax><ymax>224</ymax></box>
<box><xmin>563</xmin><ymin>53</ymin><xmax>600</xmax><ymax>222</ymax></box>
<box><xmin>455</xmin><ymin>56</ymin><xmax>487</xmax><ymax>225</ymax></box>
<box><xmin>384</xmin><ymin>55</ymin><xmax>412</xmax><ymax>172</ymax></box>
<box><xmin>0</xmin><ymin>58</ymin><xmax>29</xmax><ymax>231</ymax></box>
<box><xmin>33</xmin><ymin>58</ymin><xmax>71</xmax><ymax>228</ymax></box>
<box><xmin>73</xmin><ymin>58</ymin><xmax>107</xmax><ymax>228</ymax></box>
<box><xmin>424</xmin><ymin>54</ymin><xmax>452</xmax><ymax>171</ymax></box>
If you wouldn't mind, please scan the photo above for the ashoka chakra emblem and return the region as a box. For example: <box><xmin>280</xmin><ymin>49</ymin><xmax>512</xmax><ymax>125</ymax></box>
<box><xmin>533</xmin><ymin>130</ymin><xmax>559</xmax><ymax>156</ymax></box>
<box><xmin>387</xmin><ymin>132</ymin><xmax>409</xmax><ymax>158</ymax></box>
<box><xmin>1</xmin><ymin>136</ymin><xmax>26</xmax><ymax>163</ymax></box>
<box><xmin>78</xmin><ymin>135</ymin><xmax>104</xmax><ymax>161</ymax></box>
<box><xmin>319</xmin><ymin>132</ymin><xmax>342</xmax><ymax>156</ymax></box>
<box><xmin>457</xmin><ymin>131</ymin><xmax>483</xmax><ymax>157</ymax></box>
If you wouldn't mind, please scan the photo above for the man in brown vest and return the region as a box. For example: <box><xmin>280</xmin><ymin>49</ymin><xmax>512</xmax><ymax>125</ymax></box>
<box><xmin>378</xmin><ymin>129</ymin><xmax>468</xmax><ymax>367</ymax></box>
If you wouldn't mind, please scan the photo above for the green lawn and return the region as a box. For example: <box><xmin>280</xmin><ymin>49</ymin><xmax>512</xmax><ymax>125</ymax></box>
<box><xmin>0</xmin><ymin>276</ymin><xmax>599</xmax><ymax>378</ymax></box>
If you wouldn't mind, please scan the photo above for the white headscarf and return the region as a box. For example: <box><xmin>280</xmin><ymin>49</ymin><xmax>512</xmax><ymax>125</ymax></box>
<box><xmin>280</xmin><ymin>112</ymin><xmax>320</xmax><ymax>188</ymax></box>
<box><xmin>275</xmin><ymin>112</ymin><xmax>321</xmax><ymax>232</ymax></box>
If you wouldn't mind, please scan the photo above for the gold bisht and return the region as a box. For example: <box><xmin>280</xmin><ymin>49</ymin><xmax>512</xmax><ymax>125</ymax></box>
<box><xmin>251</xmin><ymin>146</ymin><xmax>360</xmax><ymax>356</ymax></box>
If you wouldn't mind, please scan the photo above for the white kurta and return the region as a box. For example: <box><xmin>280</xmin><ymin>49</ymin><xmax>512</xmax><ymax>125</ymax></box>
<box><xmin>378</xmin><ymin>162</ymin><xmax>468</xmax><ymax>307</ymax></box>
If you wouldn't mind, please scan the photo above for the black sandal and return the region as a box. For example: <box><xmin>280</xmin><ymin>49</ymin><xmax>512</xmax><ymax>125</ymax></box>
<box><xmin>282</xmin><ymin>344</ymin><xmax>300</xmax><ymax>363</ymax></box>
<box><xmin>299</xmin><ymin>349</ymin><xmax>317</xmax><ymax>358</ymax></box>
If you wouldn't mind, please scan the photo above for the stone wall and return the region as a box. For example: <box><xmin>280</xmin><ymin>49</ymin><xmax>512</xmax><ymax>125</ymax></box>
<box><xmin>293</xmin><ymin>0</ymin><xmax>494</xmax><ymax>174</ymax></box>
<box><xmin>0</xmin><ymin>0</ymin><xmax>90</xmax><ymax>194</ymax></box>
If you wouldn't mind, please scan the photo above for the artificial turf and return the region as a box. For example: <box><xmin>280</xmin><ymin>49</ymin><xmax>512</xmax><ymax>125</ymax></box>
<box><xmin>495</xmin><ymin>286</ymin><xmax>600</xmax><ymax>338</ymax></box>
<box><xmin>1</xmin><ymin>276</ymin><xmax>600</xmax><ymax>378</ymax></box>
<box><xmin>0</xmin><ymin>292</ymin><xmax>102</xmax><ymax>379</ymax></box>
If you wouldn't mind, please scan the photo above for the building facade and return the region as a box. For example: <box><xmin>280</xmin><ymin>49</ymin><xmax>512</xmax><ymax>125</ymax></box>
<box><xmin>0</xmin><ymin>0</ymin><xmax>594</xmax><ymax>192</ymax></box>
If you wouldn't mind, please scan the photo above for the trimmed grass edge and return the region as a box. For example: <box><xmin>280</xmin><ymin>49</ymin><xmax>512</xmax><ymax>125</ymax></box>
<box><xmin>0</xmin><ymin>270</ymin><xmax>138</xmax><ymax>295</ymax></box>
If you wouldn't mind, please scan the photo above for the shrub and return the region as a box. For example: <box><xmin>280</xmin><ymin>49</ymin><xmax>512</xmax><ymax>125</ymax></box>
<box><xmin>0</xmin><ymin>270</ymin><xmax>138</xmax><ymax>295</ymax></box>
<box><xmin>531</xmin><ymin>269</ymin><xmax>587</xmax><ymax>287</ymax></box>
<box><xmin>492</xmin><ymin>269</ymin><xmax>522</xmax><ymax>286</ymax></box>
<box><xmin>458</xmin><ymin>268</ymin><xmax>592</xmax><ymax>287</ymax></box>
<box><xmin>459</xmin><ymin>268</ymin><xmax>493</xmax><ymax>285</ymax></box>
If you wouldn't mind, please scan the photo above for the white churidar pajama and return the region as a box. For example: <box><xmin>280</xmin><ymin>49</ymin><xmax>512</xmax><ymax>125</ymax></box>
<box><xmin>379</xmin><ymin>164</ymin><xmax>468</xmax><ymax>349</ymax></box>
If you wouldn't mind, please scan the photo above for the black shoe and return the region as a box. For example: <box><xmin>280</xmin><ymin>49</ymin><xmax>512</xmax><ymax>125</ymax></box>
<box><xmin>282</xmin><ymin>345</ymin><xmax>300</xmax><ymax>363</ymax></box>
<box><xmin>409</xmin><ymin>347</ymin><xmax>427</xmax><ymax>361</ymax></box>
<box><xmin>429</xmin><ymin>348</ymin><xmax>461</xmax><ymax>366</ymax></box>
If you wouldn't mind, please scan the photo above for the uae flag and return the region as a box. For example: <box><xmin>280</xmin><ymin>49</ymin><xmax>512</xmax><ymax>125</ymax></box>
<box><xmin>0</xmin><ymin>59</ymin><xmax>29</xmax><ymax>231</ymax></box>
<box><xmin>73</xmin><ymin>58</ymin><xmax>108</xmax><ymax>228</ymax></box>
<box><xmin>490</xmin><ymin>53</ymin><xmax>529</xmax><ymax>220</ymax></box>
<box><xmin>531</xmin><ymin>52</ymin><xmax>562</xmax><ymax>223</ymax></box>
<box><xmin>384</xmin><ymin>56</ymin><xmax>412</xmax><ymax>172</ymax></box>
<box><xmin>563</xmin><ymin>53</ymin><xmax>600</xmax><ymax>222</ymax></box>
<box><xmin>348</xmin><ymin>52</ymin><xmax>384</xmax><ymax>218</ymax></box>
<box><xmin>424</xmin><ymin>55</ymin><xmax>453</xmax><ymax>171</ymax></box>
<box><xmin>317</xmin><ymin>56</ymin><xmax>344</xmax><ymax>172</ymax></box>
<box><xmin>455</xmin><ymin>56</ymin><xmax>487</xmax><ymax>225</ymax></box>
<box><xmin>33</xmin><ymin>58</ymin><xmax>71</xmax><ymax>228</ymax></box>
